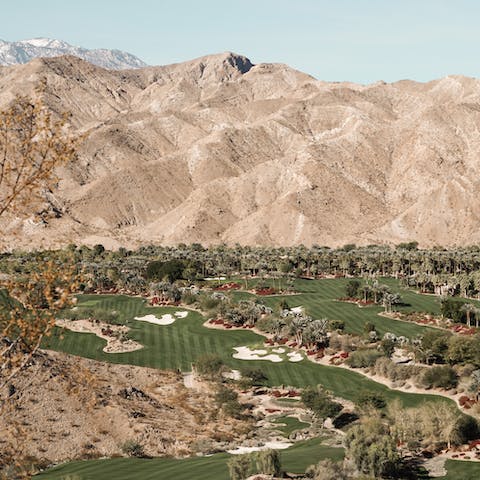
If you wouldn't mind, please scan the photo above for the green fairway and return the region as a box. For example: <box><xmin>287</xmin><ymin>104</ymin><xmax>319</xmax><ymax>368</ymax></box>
<box><xmin>250</xmin><ymin>277</ymin><xmax>439</xmax><ymax>338</ymax></box>
<box><xmin>42</xmin><ymin>294</ymin><xmax>452</xmax><ymax>408</ymax></box>
<box><xmin>442</xmin><ymin>460</ymin><xmax>480</xmax><ymax>479</ymax></box>
<box><xmin>35</xmin><ymin>438</ymin><xmax>344</xmax><ymax>479</ymax></box>
<box><xmin>270</xmin><ymin>416</ymin><xmax>310</xmax><ymax>435</ymax></box>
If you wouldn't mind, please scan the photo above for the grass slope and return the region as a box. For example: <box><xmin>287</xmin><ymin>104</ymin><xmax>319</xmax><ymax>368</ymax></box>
<box><xmin>35</xmin><ymin>438</ymin><xmax>344</xmax><ymax>479</ymax></box>
<box><xmin>43</xmin><ymin>294</ymin><xmax>451</xmax><ymax>408</ymax></box>
<box><xmin>243</xmin><ymin>277</ymin><xmax>440</xmax><ymax>338</ymax></box>
<box><xmin>442</xmin><ymin>460</ymin><xmax>480</xmax><ymax>479</ymax></box>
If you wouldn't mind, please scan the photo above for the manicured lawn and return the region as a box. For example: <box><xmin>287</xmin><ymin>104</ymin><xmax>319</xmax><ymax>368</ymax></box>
<box><xmin>442</xmin><ymin>460</ymin><xmax>480</xmax><ymax>479</ymax></box>
<box><xmin>252</xmin><ymin>278</ymin><xmax>439</xmax><ymax>338</ymax></box>
<box><xmin>271</xmin><ymin>416</ymin><xmax>310</xmax><ymax>435</ymax></box>
<box><xmin>43</xmin><ymin>294</ymin><xmax>452</xmax><ymax>408</ymax></box>
<box><xmin>35</xmin><ymin>437</ymin><xmax>344</xmax><ymax>479</ymax></box>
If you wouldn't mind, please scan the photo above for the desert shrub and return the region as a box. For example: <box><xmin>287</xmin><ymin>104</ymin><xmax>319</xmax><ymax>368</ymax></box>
<box><xmin>240</xmin><ymin>367</ymin><xmax>268</xmax><ymax>386</ymax></box>
<box><xmin>301</xmin><ymin>386</ymin><xmax>343</xmax><ymax>420</ymax></box>
<box><xmin>441</xmin><ymin>297</ymin><xmax>467</xmax><ymax>323</ymax></box>
<box><xmin>215</xmin><ymin>386</ymin><xmax>244</xmax><ymax>419</ymax></box>
<box><xmin>374</xmin><ymin>357</ymin><xmax>423</xmax><ymax>382</ymax></box>
<box><xmin>329</xmin><ymin>319</ymin><xmax>345</xmax><ymax>332</ymax></box>
<box><xmin>182</xmin><ymin>292</ymin><xmax>197</xmax><ymax>305</ymax></box>
<box><xmin>345</xmin><ymin>279</ymin><xmax>361</xmax><ymax>298</ymax></box>
<box><xmin>355</xmin><ymin>391</ymin><xmax>386</xmax><ymax>410</ymax></box>
<box><xmin>345</xmin><ymin>419</ymin><xmax>401</xmax><ymax>478</ymax></box>
<box><xmin>199</xmin><ymin>296</ymin><xmax>221</xmax><ymax>311</ymax></box>
<box><xmin>328</xmin><ymin>332</ymin><xmax>357</xmax><ymax>353</ymax></box>
<box><xmin>346</xmin><ymin>349</ymin><xmax>383</xmax><ymax>368</ymax></box>
<box><xmin>223</xmin><ymin>399</ymin><xmax>244</xmax><ymax>419</ymax></box>
<box><xmin>421</xmin><ymin>365</ymin><xmax>458</xmax><ymax>389</ymax></box>
<box><xmin>215</xmin><ymin>385</ymin><xmax>238</xmax><ymax>404</ymax></box>
<box><xmin>447</xmin><ymin>335</ymin><xmax>480</xmax><ymax>367</ymax></box>
<box><xmin>94</xmin><ymin>309</ymin><xmax>121</xmax><ymax>325</ymax></box>
<box><xmin>255</xmin><ymin>449</ymin><xmax>282</xmax><ymax>476</ymax></box>
<box><xmin>195</xmin><ymin>353</ymin><xmax>224</xmax><ymax>380</ymax></box>
<box><xmin>227</xmin><ymin>454</ymin><xmax>252</xmax><ymax>480</ymax></box>
<box><xmin>380</xmin><ymin>338</ymin><xmax>395</xmax><ymax>358</ymax></box>
<box><xmin>451</xmin><ymin>415</ymin><xmax>480</xmax><ymax>446</ymax></box>
<box><xmin>121</xmin><ymin>440</ymin><xmax>145</xmax><ymax>457</ymax></box>
<box><xmin>305</xmin><ymin>459</ymin><xmax>351</xmax><ymax>480</ymax></box>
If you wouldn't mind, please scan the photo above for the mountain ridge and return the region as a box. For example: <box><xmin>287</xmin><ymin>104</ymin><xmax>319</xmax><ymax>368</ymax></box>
<box><xmin>0</xmin><ymin>38</ymin><xmax>147</xmax><ymax>70</ymax></box>
<box><xmin>1</xmin><ymin>53</ymin><xmax>480</xmax><ymax>249</ymax></box>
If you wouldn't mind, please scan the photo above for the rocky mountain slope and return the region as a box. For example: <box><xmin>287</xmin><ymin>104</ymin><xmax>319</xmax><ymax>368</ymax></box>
<box><xmin>0</xmin><ymin>350</ymin><xmax>247</xmax><ymax>463</ymax></box>
<box><xmin>1</xmin><ymin>53</ymin><xmax>479</xmax><ymax>248</ymax></box>
<box><xmin>0</xmin><ymin>38</ymin><xmax>146</xmax><ymax>69</ymax></box>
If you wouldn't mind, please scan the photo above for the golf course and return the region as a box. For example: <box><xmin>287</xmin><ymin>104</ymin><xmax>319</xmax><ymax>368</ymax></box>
<box><xmin>36</xmin><ymin>278</ymin><xmax>480</xmax><ymax>479</ymax></box>
<box><xmin>43</xmin><ymin>278</ymin><xmax>450</xmax><ymax>407</ymax></box>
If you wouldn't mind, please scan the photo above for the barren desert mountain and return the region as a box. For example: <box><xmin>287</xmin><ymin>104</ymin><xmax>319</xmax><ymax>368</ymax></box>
<box><xmin>1</xmin><ymin>53</ymin><xmax>480</xmax><ymax>248</ymax></box>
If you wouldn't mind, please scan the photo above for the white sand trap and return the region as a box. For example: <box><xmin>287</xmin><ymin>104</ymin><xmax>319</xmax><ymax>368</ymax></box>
<box><xmin>135</xmin><ymin>311</ymin><xmax>188</xmax><ymax>325</ymax></box>
<box><xmin>227</xmin><ymin>441</ymin><xmax>293</xmax><ymax>455</ymax></box>
<box><xmin>291</xmin><ymin>306</ymin><xmax>303</xmax><ymax>314</ymax></box>
<box><xmin>56</xmin><ymin>319</ymin><xmax>143</xmax><ymax>354</ymax></box>
<box><xmin>204</xmin><ymin>276</ymin><xmax>226</xmax><ymax>280</ymax></box>
<box><xmin>272</xmin><ymin>347</ymin><xmax>286</xmax><ymax>353</ymax></box>
<box><xmin>233</xmin><ymin>346</ymin><xmax>283</xmax><ymax>363</ymax></box>
<box><xmin>223</xmin><ymin>369</ymin><xmax>242</xmax><ymax>380</ymax></box>
<box><xmin>287</xmin><ymin>352</ymin><xmax>303</xmax><ymax>362</ymax></box>
<box><xmin>135</xmin><ymin>314</ymin><xmax>175</xmax><ymax>325</ymax></box>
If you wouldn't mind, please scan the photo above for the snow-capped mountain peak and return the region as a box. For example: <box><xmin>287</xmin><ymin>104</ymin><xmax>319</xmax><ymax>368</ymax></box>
<box><xmin>0</xmin><ymin>38</ymin><xmax>147</xmax><ymax>70</ymax></box>
<box><xmin>19</xmin><ymin>38</ymin><xmax>69</xmax><ymax>49</ymax></box>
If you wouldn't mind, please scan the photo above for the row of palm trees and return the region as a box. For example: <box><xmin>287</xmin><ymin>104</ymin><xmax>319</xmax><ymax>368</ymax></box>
<box><xmin>6</xmin><ymin>243</ymin><xmax>480</xmax><ymax>300</ymax></box>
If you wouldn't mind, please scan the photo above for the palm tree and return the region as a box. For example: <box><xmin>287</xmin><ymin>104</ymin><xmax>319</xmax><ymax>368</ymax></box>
<box><xmin>461</xmin><ymin>303</ymin><xmax>476</xmax><ymax>327</ymax></box>
<box><xmin>382</xmin><ymin>293</ymin><xmax>401</xmax><ymax>313</ymax></box>
<box><xmin>271</xmin><ymin>318</ymin><xmax>285</xmax><ymax>338</ymax></box>
<box><xmin>303</xmin><ymin>318</ymin><xmax>329</xmax><ymax>349</ymax></box>
<box><xmin>289</xmin><ymin>316</ymin><xmax>310</xmax><ymax>346</ymax></box>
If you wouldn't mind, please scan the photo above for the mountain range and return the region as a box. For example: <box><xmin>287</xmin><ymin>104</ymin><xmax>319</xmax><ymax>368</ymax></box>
<box><xmin>0</xmin><ymin>38</ymin><xmax>146</xmax><ymax>70</ymax></box>
<box><xmin>1</xmin><ymin>52</ymin><xmax>479</xmax><ymax>249</ymax></box>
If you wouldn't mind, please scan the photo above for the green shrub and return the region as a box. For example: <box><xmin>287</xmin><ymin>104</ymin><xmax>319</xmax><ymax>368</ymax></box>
<box><xmin>182</xmin><ymin>293</ymin><xmax>197</xmax><ymax>305</ymax></box>
<box><xmin>227</xmin><ymin>454</ymin><xmax>252</xmax><ymax>480</ymax></box>
<box><xmin>121</xmin><ymin>440</ymin><xmax>145</xmax><ymax>457</ymax></box>
<box><xmin>255</xmin><ymin>449</ymin><xmax>282</xmax><ymax>476</ymax></box>
<box><xmin>301</xmin><ymin>386</ymin><xmax>343</xmax><ymax>420</ymax></box>
<box><xmin>421</xmin><ymin>365</ymin><xmax>458</xmax><ymax>390</ymax></box>
<box><xmin>329</xmin><ymin>319</ymin><xmax>345</xmax><ymax>332</ymax></box>
<box><xmin>240</xmin><ymin>367</ymin><xmax>268</xmax><ymax>386</ymax></box>
<box><xmin>215</xmin><ymin>386</ymin><xmax>238</xmax><ymax>405</ymax></box>
<box><xmin>195</xmin><ymin>353</ymin><xmax>224</xmax><ymax>380</ymax></box>
<box><xmin>355</xmin><ymin>391</ymin><xmax>386</xmax><ymax>410</ymax></box>
<box><xmin>451</xmin><ymin>415</ymin><xmax>480</xmax><ymax>446</ymax></box>
<box><xmin>346</xmin><ymin>349</ymin><xmax>383</xmax><ymax>368</ymax></box>
<box><xmin>145</xmin><ymin>259</ymin><xmax>185</xmax><ymax>282</ymax></box>
<box><xmin>345</xmin><ymin>279</ymin><xmax>361</xmax><ymax>298</ymax></box>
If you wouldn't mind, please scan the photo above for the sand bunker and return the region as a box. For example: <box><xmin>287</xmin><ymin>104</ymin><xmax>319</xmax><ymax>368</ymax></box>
<box><xmin>290</xmin><ymin>306</ymin><xmax>303</xmax><ymax>314</ymax></box>
<box><xmin>287</xmin><ymin>352</ymin><xmax>303</xmax><ymax>362</ymax></box>
<box><xmin>223</xmin><ymin>369</ymin><xmax>242</xmax><ymax>380</ymax></box>
<box><xmin>233</xmin><ymin>346</ymin><xmax>283</xmax><ymax>363</ymax></box>
<box><xmin>56</xmin><ymin>319</ymin><xmax>143</xmax><ymax>354</ymax></box>
<box><xmin>134</xmin><ymin>311</ymin><xmax>189</xmax><ymax>325</ymax></box>
<box><xmin>272</xmin><ymin>347</ymin><xmax>286</xmax><ymax>353</ymax></box>
<box><xmin>227</xmin><ymin>440</ymin><xmax>293</xmax><ymax>455</ymax></box>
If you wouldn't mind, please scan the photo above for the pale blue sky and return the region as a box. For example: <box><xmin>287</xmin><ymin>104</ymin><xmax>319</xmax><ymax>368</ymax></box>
<box><xmin>3</xmin><ymin>0</ymin><xmax>480</xmax><ymax>83</ymax></box>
